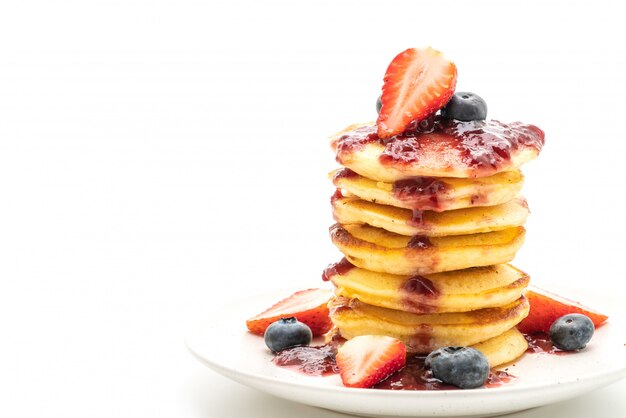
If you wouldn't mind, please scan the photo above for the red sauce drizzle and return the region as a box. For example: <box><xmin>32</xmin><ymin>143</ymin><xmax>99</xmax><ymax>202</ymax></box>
<box><xmin>374</xmin><ymin>355</ymin><xmax>516</xmax><ymax>390</ymax></box>
<box><xmin>393</xmin><ymin>177</ymin><xmax>446</xmax><ymax>210</ymax></box>
<box><xmin>400</xmin><ymin>276</ymin><xmax>439</xmax><ymax>313</ymax></box>
<box><xmin>329</xmin><ymin>224</ymin><xmax>348</xmax><ymax>241</ymax></box>
<box><xmin>330</xmin><ymin>189</ymin><xmax>344</xmax><ymax>204</ymax></box>
<box><xmin>401</xmin><ymin>276</ymin><xmax>439</xmax><ymax>313</ymax></box>
<box><xmin>332</xmin><ymin>119</ymin><xmax>545</xmax><ymax>171</ymax></box>
<box><xmin>273</xmin><ymin>345</ymin><xmax>339</xmax><ymax>376</ymax></box>
<box><xmin>440</xmin><ymin>119</ymin><xmax>544</xmax><ymax>168</ymax></box>
<box><xmin>410</xmin><ymin>209</ymin><xmax>425</xmax><ymax>225</ymax></box>
<box><xmin>332</xmin><ymin>168</ymin><xmax>359</xmax><ymax>181</ymax></box>
<box><xmin>485</xmin><ymin>370</ymin><xmax>517</xmax><ymax>388</ymax></box>
<box><xmin>273</xmin><ymin>349</ymin><xmax>516</xmax><ymax>389</ymax></box>
<box><xmin>403</xmin><ymin>276</ymin><xmax>438</xmax><ymax>297</ymax></box>
<box><xmin>524</xmin><ymin>332</ymin><xmax>568</xmax><ymax>355</ymax></box>
<box><xmin>407</xmin><ymin>324</ymin><xmax>434</xmax><ymax>352</ymax></box>
<box><xmin>333</xmin><ymin>124</ymin><xmax>379</xmax><ymax>159</ymax></box>
<box><xmin>322</xmin><ymin>258</ymin><xmax>354</xmax><ymax>282</ymax></box>
<box><xmin>380</xmin><ymin>136</ymin><xmax>424</xmax><ymax>166</ymax></box>
<box><xmin>407</xmin><ymin>235</ymin><xmax>432</xmax><ymax>249</ymax></box>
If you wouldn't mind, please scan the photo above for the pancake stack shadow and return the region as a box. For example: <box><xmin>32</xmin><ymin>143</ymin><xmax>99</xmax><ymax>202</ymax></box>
<box><xmin>323</xmin><ymin>121</ymin><xmax>545</xmax><ymax>368</ymax></box>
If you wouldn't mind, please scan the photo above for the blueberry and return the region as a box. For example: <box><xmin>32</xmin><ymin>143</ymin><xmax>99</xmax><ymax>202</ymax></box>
<box><xmin>425</xmin><ymin>346</ymin><xmax>489</xmax><ymax>389</ymax></box>
<box><xmin>264</xmin><ymin>317</ymin><xmax>312</xmax><ymax>353</ymax></box>
<box><xmin>376</xmin><ymin>95</ymin><xmax>382</xmax><ymax>114</ymax></box>
<box><xmin>441</xmin><ymin>92</ymin><xmax>488</xmax><ymax>121</ymax></box>
<box><xmin>549</xmin><ymin>314</ymin><xmax>594</xmax><ymax>351</ymax></box>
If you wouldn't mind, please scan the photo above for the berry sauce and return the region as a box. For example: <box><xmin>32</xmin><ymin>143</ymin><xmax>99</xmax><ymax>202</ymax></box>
<box><xmin>332</xmin><ymin>167</ymin><xmax>359</xmax><ymax>181</ymax></box>
<box><xmin>374</xmin><ymin>355</ymin><xmax>516</xmax><ymax>390</ymax></box>
<box><xmin>403</xmin><ymin>276</ymin><xmax>438</xmax><ymax>296</ymax></box>
<box><xmin>393</xmin><ymin>177</ymin><xmax>447</xmax><ymax>210</ymax></box>
<box><xmin>524</xmin><ymin>332</ymin><xmax>568</xmax><ymax>355</ymax></box>
<box><xmin>332</xmin><ymin>124</ymin><xmax>379</xmax><ymax>157</ymax></box>
<box><xmin>332</xmin><ymin>119</ymin><xmax>544</xmax><ymax>170</ymax></box>
<box><xmin>330</xmin><ymin>189</ymin><xmax>344</xmax><ymax>204</ymax></box>
<box><xmin>329</xmin><ymin>224</ymin><xmax>349</xmax><ymax>242</ymax></box>
<box><xmin>273</xmin><ymin>344</ymin><xmax>339</xmax><ymax>376</ymax></box>
<box><xmin>407</xmin><ymin>324</ymin><xmax>435</xmax><ymax>353</ymax></box>
<box><xmin>410</xmin><ymin>209</ymin><xmax>425</xmax><ymax>225</ymax></box>
<box><xmin>401</xmin><ymin>276</ymin><xmax>439</xmax><ymax>313</ymax></box>
<box><xmin>274</xmin><ymin>349</ymin><xmax>516</xmax><ymax>389</ymax></box>
<box><xmin>322</xmin><ymin>258</ymin><xmax>354</xmax><ymax>282</ymax></box>
<box><xmin>407</xmin><ymin>235</ymin><xmax>432</xmax><ymax>249</ymax></box>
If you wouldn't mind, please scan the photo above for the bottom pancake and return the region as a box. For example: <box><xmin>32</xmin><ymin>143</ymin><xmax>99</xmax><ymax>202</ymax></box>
<box><xmin>472</xmin><ymin>327</ymin><xmax>528</xmax><ymax>367</ymax></box>
<box><xmin>326</xmin><ymin>326</ymin><xmax>528</xmax><ymax>368</ymax></box>
<box><xmin>328</xmin><ymin>295</ymin><xmax>529</xmax><ymax>353</ymax></box>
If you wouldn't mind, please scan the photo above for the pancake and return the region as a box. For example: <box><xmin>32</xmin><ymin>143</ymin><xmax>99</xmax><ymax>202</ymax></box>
<box><xmin>330</xmin><ymin>121</ymin><xmax>545</xmax><ymax>181</ymax></box>
<box><xmin>328</xmin><ymin>295</ymin><xmax>529</xmax><ymax>353</ymax></box>
<box><xmin>332</xmin><ymin>195</ymin><xmax>529</xmax><ymax>237</ymax></box>
<box><xmin>325</xmin><ymin>261</ymin><xmax>529</xmax><ymax>313</ymax></box>
<box><xmin>325</xmin><ymin>326</ymin><xmax>528</xmax><ymax>368</ymax></box>
<box><xmin>330</xmin><ymin>168</ymin><xmax>523</xmax><ymax>212</ymax></box>
<box><xmin>472</xmin><ymin>327</ymin><xmax>528</xmax><ymax>368</ymax></box>
<box><xmin>330</xmin><ymin>223</ymin><xmax>525</xmax><ymax>275</ymax></box>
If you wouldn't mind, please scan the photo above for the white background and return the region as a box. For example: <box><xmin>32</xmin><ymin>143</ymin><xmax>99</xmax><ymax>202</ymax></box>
<box><xmin>1</xmin><ymin>0</ymin><xmax>625</xmax><ymax>417</ymax></box>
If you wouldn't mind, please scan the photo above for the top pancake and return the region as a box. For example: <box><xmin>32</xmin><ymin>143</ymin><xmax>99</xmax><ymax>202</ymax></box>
<box><xmin>330</xmin><ymin>120</ymin><xmax>545</xmax><ymax>181</ymax></box>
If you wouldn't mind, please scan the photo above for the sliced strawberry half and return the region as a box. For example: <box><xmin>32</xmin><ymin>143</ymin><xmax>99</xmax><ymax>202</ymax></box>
<box><xmin>246</xmin><ymin>288</ymin><xmax>333</xmax><ymax>336</ymax></box>
<box><xmin>336</xmin><ymin>335</ymin><xmax>406</xmax><ymax>388</ymax></box>
<box><xmin>377</xmin><ymin>47</ymin><xmax>457</xmax><ymax>138</ymax></box>
<box><xmin>518</xmin><ymin>286</ymin><xmax>609</xmax><ymax>334</ymax></box>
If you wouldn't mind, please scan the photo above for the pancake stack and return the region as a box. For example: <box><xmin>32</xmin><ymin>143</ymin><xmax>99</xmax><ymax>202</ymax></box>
<box><xmin>323</xmin><ymin>119</ymin><xmax>544</xmax><ymax>368</ymax></box>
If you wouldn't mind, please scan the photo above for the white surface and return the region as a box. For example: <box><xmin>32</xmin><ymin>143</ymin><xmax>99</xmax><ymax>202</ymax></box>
<box><xmin>1</xmin><ymin>0</ymin><xmax>626</xmax><ymax>417</ymax></box>
<box><xmin>187</xmin><ymin>291</ymin><xmax>626</xmax><ymax>418</ymax></box>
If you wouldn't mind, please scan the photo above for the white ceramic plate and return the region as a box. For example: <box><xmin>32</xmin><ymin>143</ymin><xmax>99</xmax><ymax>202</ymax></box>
<box><xmin>186</xmin><ymin>291</ymin><xmax>626</xmax><ymax>418</ymax></box>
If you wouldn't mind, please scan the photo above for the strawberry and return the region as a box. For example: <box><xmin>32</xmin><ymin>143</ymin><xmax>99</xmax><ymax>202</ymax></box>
<box><xmin>246</xmin><ymin>288</ymin><xmax>333</xmax><ymax>336</ymax></box>
<box><xmin>336</xmin><ymin>335</ymin><xmax>406</xmax><ymax>388</ymax></box>
<box><xmin>377</xmin><ymin>47</ymin><xmax>457</xmax><ymax>139</ymax></box>
<box><xmin>518</xmin><ymin>286</ymin><xmax>609</xmax><ymax>334</ymax></box>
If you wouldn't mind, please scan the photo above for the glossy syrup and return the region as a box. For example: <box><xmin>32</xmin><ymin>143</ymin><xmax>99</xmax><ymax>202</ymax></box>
<box><xmin>330</xmin><ymin>189</ymin><xmax>344</xmax><ymax>204</ymax></box>
<box><xmin>401</xmin><ymin>275</ymin><xmax>439</xmax><ymax>313</ymax></box>
<box><xmin>524</xmin><ymin>332</ymin><xmax>568</xmax><ymax>355</ymax></box>
<box><xmin>407</xmin><ymin>235</ymin><xmax>432</xmax><ymax>249</ymax></box>
<box><xmin>274</xmin><ymin>349</ymin><xmax>516</xmax><ymax>390</ymax></box>
<box><xmin>332</xmin><ymin>167</ymin><xmax>359</xmax><ymax>181</ymax></box>
<box><xmin>273</xmin><ymin>345</ymin><xmax>339</xmax><ymax>376</ymax></box>
<box><xmin>374</xmin><ymin>355</ymin><xmax>516</xmax><ymax>390</ymax></box>
<box><xmin>322</xmin><ymin>258</ymin><xmax>354</xmax><ymax>282</ymax></box>
<box><xmin>409</xmin><ymin>209</ymin><xmax>425</xmax><ymax>225</ymax></box>
<box><xmin>332</xmin><ymin>118</ymin><xmax>545</xmax><ymax>170</ymax></box>
<box><xmin>393</xmin><ymin>177</ymin><xmax>446</xmax><ymax>210</ymax></box>
<box><xmin>407</xmin><ymin>324</ymin><xmax>435</xmax><ymax>353</ymax></box>
<box><xmin>329</xmin><ymin>224</ymin><xmax>349</xmax><ymax>242</ymax></box>
<box><xmin>402</xmin><ymin>276</ymin><xmax>438</xmax><ymax>297</ymax></box>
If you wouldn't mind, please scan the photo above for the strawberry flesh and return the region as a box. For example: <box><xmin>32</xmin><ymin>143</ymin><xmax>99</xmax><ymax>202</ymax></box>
<box><xmin>246</xmin><ymin>288</ymin><xmax>333</xmax><ymax>336</ymax></box>
<box><xmin>518</xmin><ymin>286</ymin><xmax>609</xmax><ymax>334</ymax></box>
<box><xmin>377</xmin><ymin>47</ymin><xmax>457</xmax><ymax>139</ymax></box>
<box><xmin>336</xmin><ymin>335</ymin><xmax>406</xmax><ymax>388</ymax></box>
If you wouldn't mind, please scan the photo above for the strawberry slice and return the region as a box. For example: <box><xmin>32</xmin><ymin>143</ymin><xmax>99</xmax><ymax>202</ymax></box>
<box><xmin>246</xmin><ymin>288</ymin><xmax>333</xmax><ymax>336</ymax></box>
<box><xmin>377</xmin><ymin>47</ymin><xmax>457</xmax><ymax>138</ymax></box>
<box><xmin>336</xmin><ymin>335</ymin><xmax>406</xmax><ymax>388</ymax></box>
<box><xmin>518</xmin><ymin>286</ymin><xmax>609</xmax><ymax>334</ymax></box>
